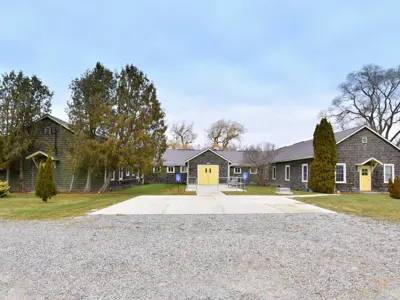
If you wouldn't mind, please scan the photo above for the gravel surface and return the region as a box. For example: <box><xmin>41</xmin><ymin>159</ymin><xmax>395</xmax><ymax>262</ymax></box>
<box><xmin>0</xmin><ymin>214</ymin><xmax>399</xmax><ymax>300</ymax></box>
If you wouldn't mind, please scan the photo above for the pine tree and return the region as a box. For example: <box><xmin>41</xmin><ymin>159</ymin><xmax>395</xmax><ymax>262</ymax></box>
<box><xmin>309</xmin><ymin>118</ymin><xmax>337</xmax><ymax>193</ymax></box>
<box><xmin>389</xmin><ymin>176</ymin><xmax>400</xmax><ymax>199</ymax></box>
<box><xmin>35</xmin><ymin>154</ymin><xmax>57</xmax><ymax>202</ymax></box>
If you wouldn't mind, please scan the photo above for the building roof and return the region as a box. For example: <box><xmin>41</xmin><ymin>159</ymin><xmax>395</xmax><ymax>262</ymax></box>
<box><xmin>34</xmin><ymin>114</ymin><xmax>72</xmax><ymax>132</ymax></box>
<box><xmin>273</xmin><ymin>126</ymin><xmax>366</xmax><ymax>163</ymax></box>
<box><xmin>162</xmin><ymin>149</ymin><xmax>247</xmax><ymax>166</ymax></box>
<box><xmin>162</xmin><ymin>126</ymin><xmax>376</xmax><ymax>166</ymax></box>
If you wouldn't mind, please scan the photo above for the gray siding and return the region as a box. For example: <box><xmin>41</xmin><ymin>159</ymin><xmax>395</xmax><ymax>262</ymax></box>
<box><xmin>188</xmin><ymin>150</ymin><xmax>229</xmax><ymax>184</ymax></box>
<box><xmin>267</xmin><ymin>159</ymin><xmax>312</xmax><ymax>190</ymax></box>
<box><xmin>335</xmin><ymin>127</ymin><xmax>400</xmax><ymax>192</ymax></box>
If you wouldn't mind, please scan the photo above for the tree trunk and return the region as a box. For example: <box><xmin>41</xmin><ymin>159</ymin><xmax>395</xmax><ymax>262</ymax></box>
<box><xmin>84</xmin><ymin>169</ymin><xmax>92</xmax><ymax>192</ymax></box>
<box><xmin>6</xmin><ymin>167</ymin><xmax>10</xmax><ymax>183</ymax></box>
<box><xmin>19</xmin><ymin>156</ymin><xmax>24</xmax><ymax>192</ymax></box>
<box><xmin>99</xmin><ymin>172</ymin><xmax>113</xmax><ymax>193</ymax></box>
<box><xmin>69</xmin><ymin>174</ymin><xmax>75</xmax><ymax>192</ymax></box>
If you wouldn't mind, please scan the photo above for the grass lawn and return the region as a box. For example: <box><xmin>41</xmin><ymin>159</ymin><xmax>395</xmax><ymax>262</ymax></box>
<box><xmin>297</xmin><ymin>193</ymin><xmax>400</xmax><ymax>222</ymax></box>
<box><xmin>0</xmin><ymin>184</ymin><xmax>194</xmax><ymax>220</ymax></box>
<box><xmin>224</xmin><ymin>185</ymin><xmax>315</xmax><ymax>195</ymax></box>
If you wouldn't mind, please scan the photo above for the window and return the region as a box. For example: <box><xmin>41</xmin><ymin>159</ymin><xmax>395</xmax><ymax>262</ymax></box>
<box><xmin>285</xmin><ymin>165</ymin><xmax>290</xmax><ymax>181</ymax></box>
<box><xmin>384</xmin><ymin>164</ymin><xmax>394</xmax><ymax>183</ymax></box>
<box><xmin>44</xmin><ymin>127</ymin><xmax>51</xmax><ymax>135</ymax></box>
<box><xmin>335</xmin><ymin>163</ymin><xmax>346</xmax><ymax>183</ymax></box>
<box><xmin>180</xmin><ymin>166</ymin><xmax>187</xmax><ymax>173</ymax></box>
<box><xmin>119</xmin><ymin>168</ymin><xmax>124</xmax><ymax>180</ymax></box>
<box><xmin>153</xmin><ymin>166</ymin><xmax>160</xmax><ymax>173</ymax></box>
<box><xmin>272</xmin><ymin>166</ymin><xmax>276</xmax><ymax>180</ymax></box>
<box><xmin>167</xmin><ymin>166</ymin><xmax>175</xmax><ymax>173</ymax></box>
<box><xmin>249</xmin><ymin>167</ymin><xmax>257</xmax><ymax>174</ymax></box>
<box><xmin>111</xmin><ymin>171</ymin><xmax>115</xmax><ymax>181</ymax></box>
<box><xmin>302</xmin><ymin>164</ymin><xmax>308</xmax><ymax>182</ymax></box>
<box><xmin>234</xmin><ymin>167</ymin><xmax>241</xmax><ymax>174</ymax></box>
<box><xmin>126</xmin><ymin>169</ymin><xmax>130</xmax><ymax>176</ymax></box>
<box><xmin>362</xmin><ymin>136</ymin><xmax>368</xmax><ymax>144</ymax></box>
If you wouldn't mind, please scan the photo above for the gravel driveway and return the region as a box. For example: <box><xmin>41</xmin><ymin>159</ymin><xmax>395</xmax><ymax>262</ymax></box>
<box><xmin>1</xmin><ymin>214</ymin><xmax>399</xmax><ymax>300</ymax></box>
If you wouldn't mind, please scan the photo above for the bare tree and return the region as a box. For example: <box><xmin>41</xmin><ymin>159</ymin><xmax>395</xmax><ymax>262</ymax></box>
<box><xmin>206</xmin><ymin>119</ymin><xmax>246</xmax><ymax>150</ymax></box>
<box><xmin>170</xmin><ymin>122</ymin><xmax>197</xmax><ymax>149</ymax></box>
<box><xmin>244</xmin><ymin>142</ymin><xmax>279</xmax><ymax>186</ymax></box>
<box><xmin>322</xmin><ymin>64</ymin><xmax>400</xmax><ymax>142</ymax></box>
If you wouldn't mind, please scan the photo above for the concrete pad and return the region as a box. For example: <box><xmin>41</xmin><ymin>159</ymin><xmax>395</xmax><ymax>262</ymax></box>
<box><xmin>90</xmin><ymin>195</ymin><xmax>335</xmax><ymax>215</ymax></box>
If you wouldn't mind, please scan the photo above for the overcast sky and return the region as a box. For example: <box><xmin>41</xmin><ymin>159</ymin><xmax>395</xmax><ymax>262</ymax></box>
<box><xmin>1</xmin><ymin>0</ymin><xmax>400</xmax><ymax>147</ymax></box>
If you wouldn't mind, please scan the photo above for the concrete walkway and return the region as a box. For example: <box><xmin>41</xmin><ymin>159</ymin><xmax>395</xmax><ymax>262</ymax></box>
<box><xmin>195</xmin><ymin>185</ymin><xmax>226</xmax><ymax>197</ymax></box>
<box><xmin>90</xmin><ymin>195</ymin><xmax>334</xmax><ymax>215</ymax></box>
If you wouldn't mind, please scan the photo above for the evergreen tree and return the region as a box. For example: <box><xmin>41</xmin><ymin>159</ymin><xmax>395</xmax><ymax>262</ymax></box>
<box><xmin>35</xmin><ymin>154</ymin><xmax>57</xmax><ymax>202</ymax></box>
<box><xmin>388</xmin><ymin>177</ymin><xmax>393</xmax><ymax>194</ymax></box>
<box><xmin>309</xmin><ymin>118</ymin><xmax>337</xmax><ymax>193</ymax></box>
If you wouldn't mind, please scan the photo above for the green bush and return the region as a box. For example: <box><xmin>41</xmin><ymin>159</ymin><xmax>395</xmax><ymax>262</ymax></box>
<box><xmin>389</xmin><ymin>176</ymin><xmax>400</xmax><ymax>199</ymax></box>
<box><xmin>35</xmin><ymin>154</ymin><xmax>57</xmax><ymax>202</ymax></box>
<box><xmin>309</xmin><ymin>118</ymin><xmax>337</xmax><ymax>194</ymax></box>
<box><xmin>0</xmin><ymin>180</ymin><xmax>10</xmax><ymax>197</ymax></box>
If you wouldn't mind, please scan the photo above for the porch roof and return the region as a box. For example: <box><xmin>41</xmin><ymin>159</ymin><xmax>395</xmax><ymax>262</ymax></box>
<box><xmin>25</xmin><ymin>151</ymin><xmax>59</xmax><ymax>161</ymax></box>
<box><xmin>355</xmin><ymin>157</ymin><xmax>383</xmax><ymax>166</ymax></box>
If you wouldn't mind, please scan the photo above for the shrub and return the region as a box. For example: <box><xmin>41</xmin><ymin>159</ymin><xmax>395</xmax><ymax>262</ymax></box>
<box><xmin>35</xmin><ymin>154</ymin><xmax>57</xmax><ymax>202</ymax></box>
<box><xmin>389</xmin><ymin>176</ymin><xmax>400</xmax><ymax>199</ymax></box>
<box><xmin>388</xmin><ymin>177</ymin><xmax>393</xmax><ymax>194</ymax></box>
<box><xmin>0</xmin><ymin>180</ymin><xmax>10</xmax><ymax>197</ymax></box>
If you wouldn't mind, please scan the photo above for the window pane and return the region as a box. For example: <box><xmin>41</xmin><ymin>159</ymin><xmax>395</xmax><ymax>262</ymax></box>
<box><xmin>385</xmin><ymin>166</ymin><xmax>393</xmax><ymax>182</ymax></box>
<box><xmin>336</xmin><ymin>165</ymin><xmax>344</xmax><ymax>182</ymax></box>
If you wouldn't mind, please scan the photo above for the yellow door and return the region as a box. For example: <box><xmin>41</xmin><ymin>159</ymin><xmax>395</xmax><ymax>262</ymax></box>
<box><xmin>198</xmin><ymin>165</ymin><xmax>208</xmax><ymax>185</ymax></box>
<box><xmin>360</xmin><ymin>166</ymin><xmax>371</xmax><ymax>191</ymax></box>
<box><xmin>197</xmin><ymin>165</ymin><xmax>219</xmax><ymax>185</ymax></box>
<box><xmin>208</xmin><ymin>165</ymin><xmax>219</xmax><ymax>185</ymax></box>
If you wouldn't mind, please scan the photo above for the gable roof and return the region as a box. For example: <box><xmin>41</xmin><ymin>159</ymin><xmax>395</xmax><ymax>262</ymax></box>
<box><xmin>273</xmin><ymin>125</ymin><xmax>400</xmax><ymax>163</ymax></box>
<box><xmin>162</xmin><ymin>149</ymin><xmax>246</xmax><ymax>166</ymax></box>
<box><xmin>184</xmin><ymin>148</ymin><xmax>233</xmax><ymax>164</ymax></box>
<box><xmin>34</xmin><ymin>114</ymin><xmax>73</xmax><ymax>132</ymax></box>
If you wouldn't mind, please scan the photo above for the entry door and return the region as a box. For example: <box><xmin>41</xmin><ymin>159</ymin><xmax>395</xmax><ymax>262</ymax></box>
<box><xmin>360</xmin><ymin>166</ymin><xmax>371</xmax><ymax>191</ymax></box>
<box><xmin>198</xmin><ymin>165</ymin><xmax>219</xmax><ymax>185</ymax></box>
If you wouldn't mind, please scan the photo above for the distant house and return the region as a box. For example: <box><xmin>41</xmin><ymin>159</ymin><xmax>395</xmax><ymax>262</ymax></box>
<box><xmin>268</xmin><ymin>126</ymin><xmax>400</xmax><ymax>192</ymax></box>
<box><xmin>150</xmin><ymin>148</ymin><xmax>259</xmax><ymax>185</ymax></box>
<box><xmin>0</xmin><ymin>114</ymin><xmax>137</xmax><ymax>192</ymax></box>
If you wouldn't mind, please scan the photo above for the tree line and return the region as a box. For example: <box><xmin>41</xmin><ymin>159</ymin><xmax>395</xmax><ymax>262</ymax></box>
<box><xmin>0</xmin><ymin>63</ymin><xmax>167</xmax><ymax>192</ymax></box>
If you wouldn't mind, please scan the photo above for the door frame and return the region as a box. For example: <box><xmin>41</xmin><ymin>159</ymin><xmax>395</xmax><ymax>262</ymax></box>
<box><xmin>197</xmin><ymin>164</ymin><xmax>219</xmax><ymax>185</ymax></box>
<box><xmin>359</xmin><ymin>165</ymin><xmax>372</xmax><ymax>191</ymax></box>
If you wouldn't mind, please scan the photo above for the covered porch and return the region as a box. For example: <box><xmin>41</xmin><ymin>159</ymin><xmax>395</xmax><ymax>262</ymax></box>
<box><xmin>356</xmin><ymin>157</ymin><xmax>383</xmax><ymax>192</ymax></box>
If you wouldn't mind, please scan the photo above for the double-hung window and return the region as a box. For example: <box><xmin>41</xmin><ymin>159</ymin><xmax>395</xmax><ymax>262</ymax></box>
<box><xmin>119</xmin><ymin>168</ymin><xmax>124</xmax><ymax>180</ymax></box>
<box><xmin>285</xmin><ymin>165</ymin><xmax>290</xmax><ymax>181</ymax></box>
<box><xmin>301</xmin><ymin>164</ymin><xmax>308</xmax><ymax>182</ymax></box>
<box><xmin>272</xmin><ymin>166</ymin><xmax>276</xmax><ymax>180</ymax></box>
<box><xmin>234</xmin><ymin>167</ymin><xmax>241</xmax><ymax>174</ymax></box>
<box><xmin>180</xmin><ymin>166</ymin><xmax>187</xmax><ymax>173</ymax></box>
<box><xmin>335</xmin><ymin>163</ymin><xmax>346</xmax><ymax>183</ymax></box>
<box><xmin>167</xmin><ymin>166</ymin><xmax>175</xmax><ymax>173</ymax></box>
<box><xmin>249</xmin><ymin>167</ymin><xmax>257</xmax><ymax>174</ymax></box>
<box><xmin>384</xmin><ymin>164</ymin><xmax>394</xmax><ymax>183</ymax></box>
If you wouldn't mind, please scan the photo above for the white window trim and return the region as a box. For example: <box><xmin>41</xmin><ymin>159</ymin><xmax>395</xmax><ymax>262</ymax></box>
<box><xmin>384</xmin><ymin>164</ymin><xmax>395</xmax><ymax>184</ymax></box>
<box><xmin>126</xmin><ymin>169</ymin><xmax>130</xmax><ymax>176</ymax></box>
<box><xmin>119</xmin><ymin>168</ymin><xmax>124</xmax><ymax>181</ymax></box>
<box><xmin>285</xmin><ymin>165</ymin><xmax>290</xmax><ymax>181</ymax></box>
<box><xmin>167</xmin><ymin>166</ymin><xmax>175</xmax><ymax>173</ymax></box>
<box><xmin>111</xmin><ymin>171</ymin><xmax>115</xmax><ymax>181</ymax></box>
<box><xmin>272</xmin><ymin>166</ymin><xmax>276</xmax><ymax>180</ymax></box>
<box><xmin>301</xmin><ymin>164</ymin><xmax>308</xmax><ymax>183</ymax></box>
<box><xmin>153</xmin><ymin>166</ymin><xmax>160</xmax><ymax>173</ymax></box>
<box><xmin>335</xmin><ymin>163</ymin><xmax>346</xmax><ymax>183</ymax></box>
<box><xmin>249</xmin><ymin>167</ymin><xmax>257</xmax><ymax>174</ymax></box>
<box><xmin>180</xmin><ymin>166</ymin><xmax>187</xmax><ymax>173</ymax></box>
<box><xmin>234</xmin><ymin>167</ymin><xmax>242</xmax><ymax>174</ymax></box>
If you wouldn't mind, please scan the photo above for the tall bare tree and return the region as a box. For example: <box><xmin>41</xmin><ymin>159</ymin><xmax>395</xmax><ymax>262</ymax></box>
<box><xmin>170</xmin><ymin>122</ymin><xmax>197</xmax><ymax>149</ymax></box>
<box><xmin>244</xmin><ymin>142</ymin><xmax>278</xmax><ymax>186</ymax></box>
<box><xmin>322</xmin><ymin>64</ymin><xmax>400</xmax><ymax>142</ymax></box>
<box><xmin>206</xmin><ymin>119</ymin><xmax>246</xmax><ymax>150</ymax></box>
